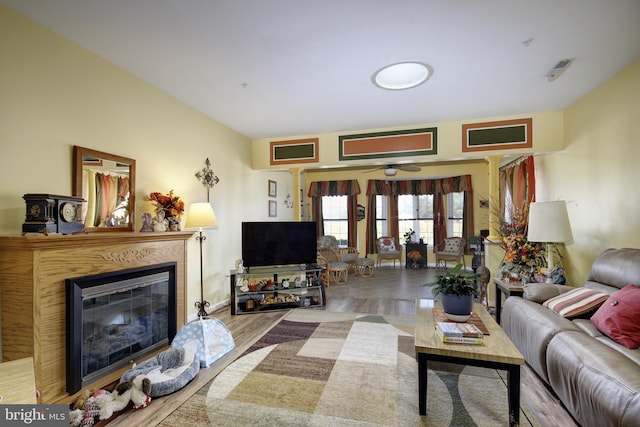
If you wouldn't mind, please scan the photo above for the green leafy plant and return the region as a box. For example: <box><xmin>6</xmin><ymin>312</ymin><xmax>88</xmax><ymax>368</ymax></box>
<box><xmin>424</xmin><ymin>264</ymin><xmax>479</xmax><ymax>297</ymax></box>
<box><xmin>403</xmin><ymin>229</ymin><xmax>415</xmax><ymax>244</ymax></box>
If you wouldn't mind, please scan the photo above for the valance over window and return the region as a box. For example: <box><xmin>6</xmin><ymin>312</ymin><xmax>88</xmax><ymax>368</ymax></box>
<box><xmin>366</xmin><ymin>175</ymin><xmax>472</xmax><ymax>195</ymax></box>
<box><xmin>308</xmin><ymin>180</ymin><xmax>361</xmax><ymax>197</ymax></box>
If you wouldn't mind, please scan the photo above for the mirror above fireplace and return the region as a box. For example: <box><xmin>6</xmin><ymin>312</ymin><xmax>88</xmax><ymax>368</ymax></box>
<box><xmin>73</xmin><ymin>145</ymin><xmax>136</xmax><ymax>232</ymax></box>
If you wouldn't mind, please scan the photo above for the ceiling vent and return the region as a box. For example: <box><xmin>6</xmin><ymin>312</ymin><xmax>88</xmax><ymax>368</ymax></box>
<box><xmin>545</xmin><ymin>59</ymin><xmax>574</xmax><ymax>82</ymax></box>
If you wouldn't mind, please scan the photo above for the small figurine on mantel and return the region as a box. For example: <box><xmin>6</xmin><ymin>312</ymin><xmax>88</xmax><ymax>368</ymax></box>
<box><xmin>140</xmin><ymin>213</ymin><xmax>153</xmax><ymax>232</ymax></box>
<box><xmin>153</xmin><ymin>210</ymin><xmax>168</xmax><ymax>232</ymax></box>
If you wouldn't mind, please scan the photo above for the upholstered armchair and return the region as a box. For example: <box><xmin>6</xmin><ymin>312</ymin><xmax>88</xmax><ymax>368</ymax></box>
<box><xmin>435</xmin><ymin>237</ymin><xmax>466</xmax><ymax>269</ymax></box>
<box><xmin>376</xmin><ymin>236</ymin><xmax>402</xmax><ymax>267</ymax></box>
<box><xmin>317</xmin><ymin>235</ymin><xmax>359</xmax><ymax>271</ymax></box>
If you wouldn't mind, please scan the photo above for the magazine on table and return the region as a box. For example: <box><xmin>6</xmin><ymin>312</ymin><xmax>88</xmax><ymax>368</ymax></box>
<box><xmin>436</xmin><ymin>322</ymin><xmax>484</xmax><ymax>338</ymax></box>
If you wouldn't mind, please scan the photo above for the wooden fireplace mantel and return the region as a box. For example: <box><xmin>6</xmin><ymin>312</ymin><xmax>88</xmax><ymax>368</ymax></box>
<box><xmin>0</xmin><ymin>231</ymin><xmax>193</xmax><ymax>404</ymax></box>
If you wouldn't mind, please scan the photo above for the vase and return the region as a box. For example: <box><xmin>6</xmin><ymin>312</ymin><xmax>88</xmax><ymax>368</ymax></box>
<box><xmin>440</xmin><ymin>293</ymin><xmax>473</xmax><ymax>321</ymax></box>
<box><xmin>167</xmin><ymin>216</ymin><xmax>181</xmax><ymax>231</ymax></box>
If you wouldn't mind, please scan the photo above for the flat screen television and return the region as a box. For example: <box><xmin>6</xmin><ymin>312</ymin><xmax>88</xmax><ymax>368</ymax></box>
<box><xmin>241</xmin><ymin>221</ymin><xmax>317</xmax><ymax>269</ymax></box>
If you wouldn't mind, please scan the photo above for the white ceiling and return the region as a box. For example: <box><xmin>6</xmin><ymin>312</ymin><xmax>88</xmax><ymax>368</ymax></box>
<box><xmin>3</xmin><ymin>0</ymin><xmax>640</xmax><ymax>140</ymax></box>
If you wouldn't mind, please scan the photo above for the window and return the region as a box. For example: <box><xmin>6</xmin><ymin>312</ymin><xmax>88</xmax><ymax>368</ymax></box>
<box><xmin>375</xmin><ymin>195</ymin><xmax>388</xmax><ymax>238</ymax></box>
<box><xmin>322</xmin><ymin>196</ymin><xmax>348</xmax><ymax>246</ymax></box>
<box><xmin>447</xmin><ymin>192</ymin><xmax>464</xmax><ymax>237</ymax></box>
<box><xmin>398</xmin><ymin>194</ymin><xmax>434</xmax><ymax>246</ymax></box>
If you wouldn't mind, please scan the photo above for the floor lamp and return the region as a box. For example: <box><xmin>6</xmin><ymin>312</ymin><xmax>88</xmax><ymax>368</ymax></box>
<box><xmin>527</xmin><ymin>201</ymin><xmax>573</xmax><ymax>282</ymax></box>
<box><xmin>185</xmin><ymin>202</ymin><xmax>218</xmax><ymax>318</ymax></box>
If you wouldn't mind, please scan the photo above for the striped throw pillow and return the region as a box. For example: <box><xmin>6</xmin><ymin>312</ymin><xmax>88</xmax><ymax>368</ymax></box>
<box><xmin>542</xmin><ymin>287</ymin><xmax>609</xmax><ymax>318</ymax></box>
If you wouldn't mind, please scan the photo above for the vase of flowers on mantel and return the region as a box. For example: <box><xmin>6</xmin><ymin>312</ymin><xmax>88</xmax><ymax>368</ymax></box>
<box><xmin>146</xmin><ymin>190</ymin><xmax>185</xmax><ymax>231</ymax></box>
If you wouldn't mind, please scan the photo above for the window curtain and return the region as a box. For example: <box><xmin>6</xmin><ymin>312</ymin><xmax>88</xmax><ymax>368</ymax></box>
<box><xmin>364</xmin><ymin>180</ymin><xmax>391</xmax><ymax>256</ymax></box>
<box><xmin>367</xmin><ymin>175</ymin><xmax>474</xmax><ymax>252</ymax></box>
<box><xmin>499</xmin><ymin>156</ymin><xmax>536</xmax><ymax>214</ymax></box>
<box><xmin>434</xmin><ymin>194</ymin><xmax>446</xmax><ymax>251</ymax></box>
<box><xmin>307</xmin><ymin>180</ymin><xmax>361</xmax><ymax>246</ymax></box>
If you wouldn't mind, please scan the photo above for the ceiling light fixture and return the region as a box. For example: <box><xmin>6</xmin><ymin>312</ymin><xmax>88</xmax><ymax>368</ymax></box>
<box><xmin>372</xmin><ymin>61</ymin><xmax>432</xmax><ymax>90</ymax></box>
<box><xmin>384</xmin><ymin>167</ymin><xmax>398</xmax><ymax>176</ymax></box>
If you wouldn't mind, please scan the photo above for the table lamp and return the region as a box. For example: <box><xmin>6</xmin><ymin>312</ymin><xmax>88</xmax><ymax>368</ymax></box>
<box><xmin>527</xmin><ymin>201</ymin><xmax>573</xmax><ymax>282</ymax></box>
<box><xmin>185</xmin><ymin>202</ymin><xmax>218</xmax><ymax>318</ymax></box>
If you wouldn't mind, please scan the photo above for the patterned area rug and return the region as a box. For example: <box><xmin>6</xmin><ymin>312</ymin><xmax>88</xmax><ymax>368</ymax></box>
<box><xmin>159</xmin><ymin>310</ymin><xmax>539</xmax><ymax>426</ymax></box>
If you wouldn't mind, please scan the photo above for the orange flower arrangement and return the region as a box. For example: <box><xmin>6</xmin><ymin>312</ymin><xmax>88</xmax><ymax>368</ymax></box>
<box><xmin>499</xmin><ymin>205</ymin><xmax>546</xmax><ymax>269</ymax></box>
<box><xmin>146</xmin><ymin>190</ymin><xmax>185</xmax><ymax>218</ymax></box>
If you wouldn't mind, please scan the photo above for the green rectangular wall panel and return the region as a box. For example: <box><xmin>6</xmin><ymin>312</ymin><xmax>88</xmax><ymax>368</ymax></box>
<box><xmin>274</xmin><ymin>144</ymin><xmax>316</xmax><ymax>160</ymax></box>
<box><xmin>468</xmin><ymin>126</ymin><xmax>527</xmax><ymax>146</ymax></box>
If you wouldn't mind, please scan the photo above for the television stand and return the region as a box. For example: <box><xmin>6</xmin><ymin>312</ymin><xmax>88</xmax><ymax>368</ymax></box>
<box><xmin>230</xmin><ymin>265</ymin><xmax>326</xmax><ymax>315</ymax></box>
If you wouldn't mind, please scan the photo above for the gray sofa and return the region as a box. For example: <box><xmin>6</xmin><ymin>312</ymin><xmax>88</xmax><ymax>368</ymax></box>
<box><xmin>502</xmin><ymin>248</ymin><xmax>640</xmax><ymax>427</ymax></box>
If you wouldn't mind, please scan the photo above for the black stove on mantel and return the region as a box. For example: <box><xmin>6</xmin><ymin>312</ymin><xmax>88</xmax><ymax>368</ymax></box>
<box><xmin>66</xmin><ymin>263</ymin><xmax>177</xmax><ymax>393</ymax></box>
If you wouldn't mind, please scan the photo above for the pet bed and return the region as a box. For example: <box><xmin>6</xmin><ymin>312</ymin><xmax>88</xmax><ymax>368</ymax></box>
<box><xmin>120</xmin><ymin>347</ymin><xmax>199</xmax><ymax>397</ymax></box>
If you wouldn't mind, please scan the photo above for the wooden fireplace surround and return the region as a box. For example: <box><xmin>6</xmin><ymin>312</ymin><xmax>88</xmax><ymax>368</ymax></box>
<box><xmin>0</xmin><ymin>231</ymin><xmax>193</xmax><ymax>404</ymax></box>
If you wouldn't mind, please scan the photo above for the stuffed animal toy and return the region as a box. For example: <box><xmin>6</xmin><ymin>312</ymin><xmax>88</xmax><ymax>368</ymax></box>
<box><xmin>68</xmin><ymin>409</ymin><xmax>84</xmax><ymax>427</ymax></box>
<box><xmin>68</xmin><ymin>389</ymin><xmax>108</xmax><ymax>427</ymax></box>
<box><xmin>129</xmin><ymin>375</ymin><xmax>152</xmax><ymax>410</ymax></box>
<box><xmin>95</xmin><ymin>381</ymin><xmax>134</xmax><ymax>420</ymax></box>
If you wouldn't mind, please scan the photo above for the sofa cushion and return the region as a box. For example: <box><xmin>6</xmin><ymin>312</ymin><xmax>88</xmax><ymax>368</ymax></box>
<box><xmin>542</xmin><ymin>287</ymin><xmax>609</xmax><ymax>318</ymax></box>
<box><xmin>587</xmin><ymin>247</ymin><xmax>640</xmax><ymax>291</ymax></box>
<box><xmin>523</xmin><ymin>283</ymin><xmax>574</xmax><ymax>303</ymax></box>
<box><xmin>591</xmin><ymin>284</ymin><xmax>640</xmax><ymax>349</ymax></box>
<box><xmin>502</xmin><ymin>296</ymin><xmax>580</xmax><ymax>384</ymax></box>
<box><xmin>546</xmin><ymin>331</ymin><xmax>640</xmax><ymax>427</ymax></box>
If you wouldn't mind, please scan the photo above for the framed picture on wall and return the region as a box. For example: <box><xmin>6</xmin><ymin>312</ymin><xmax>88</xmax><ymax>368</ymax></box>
<box><xmin>268</xmin><ymin>180</ymin><xmax>277</xmax><ymax>197</ymax></box>
<box><xmin>268</xmin><ymin>200</ymin><xmax>277</xmax><ymax>217</ymax></box>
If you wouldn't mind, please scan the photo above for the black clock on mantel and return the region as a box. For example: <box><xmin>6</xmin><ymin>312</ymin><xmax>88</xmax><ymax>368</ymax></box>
<box><xmin>22</xmin><ymin>194</ymin><xmax>85</xmax><ymax>235</ymax></box>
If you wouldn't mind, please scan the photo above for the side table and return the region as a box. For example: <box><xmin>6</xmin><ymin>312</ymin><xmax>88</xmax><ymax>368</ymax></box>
<box><xmin>405</xmin><ymin>242</ymin><xmax>428</xmax><ymax>268</ymax></box>
<box><xmin>493</xmin><ymin>278</ymin><xmax>524</xmax><ymax>324</ymax></box>
<box><xmin>354</xmin><ymin>257</ymin><xmax>375</xmax><ymax>277</ymax></box>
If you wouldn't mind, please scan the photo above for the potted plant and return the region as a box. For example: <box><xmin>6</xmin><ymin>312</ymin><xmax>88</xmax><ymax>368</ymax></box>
<box><xmin>403</xmin><ymin>229</ymin><xmax>415</xmax><ymax>245</ymax></box>
<box><xmin>424</xmin><ymin>263</ymin><xmax>478</xmax><ymax>320</ymax></box>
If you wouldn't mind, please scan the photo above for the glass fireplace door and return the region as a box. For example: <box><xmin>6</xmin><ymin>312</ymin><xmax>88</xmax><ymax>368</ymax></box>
<box><xmin>67</xmin><ymin>265</ymin><xmax>176</xmax><ymax>393</ymax></box>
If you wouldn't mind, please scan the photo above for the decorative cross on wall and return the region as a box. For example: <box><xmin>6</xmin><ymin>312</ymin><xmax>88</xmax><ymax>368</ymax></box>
<box><xmin>195</xmin><ymin>158</ymin><xmax>220</xmax><ymax>202</ymax></box>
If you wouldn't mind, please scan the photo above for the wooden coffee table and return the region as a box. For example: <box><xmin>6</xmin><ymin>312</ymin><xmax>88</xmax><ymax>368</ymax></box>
<box><xmin>414</xmin><ymin>299</ymin><xmax>525</xmax><ymax>426</ymax></box>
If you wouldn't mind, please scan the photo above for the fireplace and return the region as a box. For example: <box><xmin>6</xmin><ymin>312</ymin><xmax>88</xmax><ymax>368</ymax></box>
<box><xmin>66</xmin><ymin>263</ymin><xmax>177</xmax><ymax>394</ymax></box>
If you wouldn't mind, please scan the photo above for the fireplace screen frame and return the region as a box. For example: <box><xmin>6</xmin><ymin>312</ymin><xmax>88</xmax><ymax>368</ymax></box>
<box><xmin>66</xmin><ymin>262</ymin><xmax>177</xmax><ymax>393</ymax></box>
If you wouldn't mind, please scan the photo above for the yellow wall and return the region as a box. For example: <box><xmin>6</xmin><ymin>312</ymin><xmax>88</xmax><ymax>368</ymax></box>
<box><xmin>535</xmin><ymin>57</ymin><xmax>640</xmax><ymax>286</ymax></box>
<box><xmin>0</xmin><ymin>6</ymin><xmax>264</xmax><ymax>328</ymax></box>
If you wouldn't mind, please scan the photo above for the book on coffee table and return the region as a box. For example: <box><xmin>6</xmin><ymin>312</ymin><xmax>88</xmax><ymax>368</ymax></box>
<box><xmin>436</xmin><ymin>323</ymin><xmax>484</xmax><ymax>344</ymax></box>
<box><xmin>436</xmin><ymin>322</ymin><xmax>484</xmax><ymax>338</ymax></box>
<box><xmin>437</xmin><ymin>332</ymin><xmax>484</xmax><ymax>344</ymax></box>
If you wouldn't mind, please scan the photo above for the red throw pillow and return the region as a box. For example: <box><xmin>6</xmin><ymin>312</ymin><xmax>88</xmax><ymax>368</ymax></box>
<box><xmin>591</xmin><ymin>284</ymin><xmax>640</xmax><ymax>349</ymax></box>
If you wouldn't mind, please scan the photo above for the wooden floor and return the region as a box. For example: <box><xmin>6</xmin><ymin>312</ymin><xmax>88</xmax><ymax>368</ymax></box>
<box><xmin>108</xmin><ymin>264</ymin><xmax>579</xmax><ymax>427</ymax></box>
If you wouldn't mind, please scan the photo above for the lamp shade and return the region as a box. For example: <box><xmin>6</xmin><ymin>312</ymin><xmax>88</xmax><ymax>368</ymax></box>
<box><xmin>185</xmin><ymin>202</ymin><xmax>218</xmax><ymax>229</ymax></box>
<box><xmin>527</xmin><ymin>201</ymin><xmax>573</xmax><ymax>243</ymax></box>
